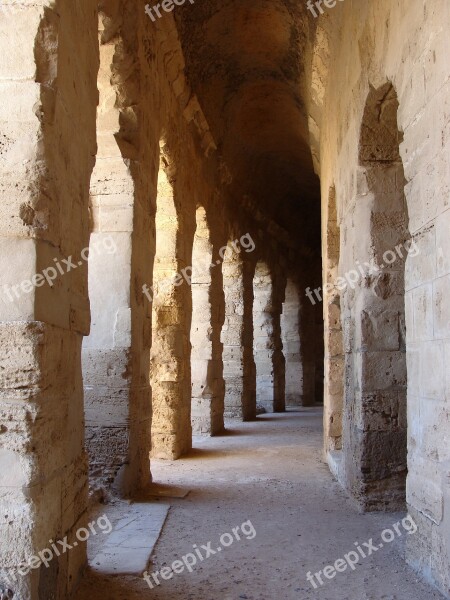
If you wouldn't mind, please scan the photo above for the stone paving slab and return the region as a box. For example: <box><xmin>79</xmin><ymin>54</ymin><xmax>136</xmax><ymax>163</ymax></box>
<box><xmin>91</xmin><ymin>502</ymin><xmax>170</xmax><ymax>575</ymax></box>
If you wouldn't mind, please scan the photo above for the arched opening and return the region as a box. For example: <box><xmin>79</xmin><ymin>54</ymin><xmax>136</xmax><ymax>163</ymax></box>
<box><xmin>82</xmin><ymin>8</ymin><xmax>152</xmax><ymax>496</ymax></box>
<box><xmin>342</xmin><ymin>82</ymin><xmax>409</xmax><ymax>510</ymax></box>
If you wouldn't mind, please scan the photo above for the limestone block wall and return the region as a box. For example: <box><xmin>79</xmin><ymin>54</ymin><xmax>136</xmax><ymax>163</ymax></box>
<box><xmin>0</xmin><ymin>2</ymin><xmax>98</xmax><ymax>598</ymax></box>
<box><xmin>313</xmin><ymin>0</ymin><xmax>450</xmax><ymax>594</ymax></box>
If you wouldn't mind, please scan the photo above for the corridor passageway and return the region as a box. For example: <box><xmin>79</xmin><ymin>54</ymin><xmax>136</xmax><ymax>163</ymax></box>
<box><xmin>1</xmin><ymin>1</ymin><xmax>449</xmax><ymax>599</ymax></box>
<box><xmin>74</xmin><ymin>409</ymin><xmax>440</xmax><ymax>600</ymax></box>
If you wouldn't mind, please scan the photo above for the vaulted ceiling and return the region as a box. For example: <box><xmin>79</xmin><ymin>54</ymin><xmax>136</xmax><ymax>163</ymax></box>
<box><xmin>175</xmin><ymin>0</ymin><xmax>321</xmax><ymax>253</ymax></box>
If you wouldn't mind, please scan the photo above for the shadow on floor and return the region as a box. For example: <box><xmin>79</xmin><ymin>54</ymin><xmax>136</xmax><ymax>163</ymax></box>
<box><xmin>74</xmin><ymin>570</ymin><xmax>163</xmax><ymax>599</ymax></box>
<box><xmin>178</xmin><ymin>447</ymin><xmax>228</xmax><ymax>461</ymax></box>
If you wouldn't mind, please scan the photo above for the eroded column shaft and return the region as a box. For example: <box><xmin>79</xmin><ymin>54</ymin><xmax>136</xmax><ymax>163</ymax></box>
<box><xmin>253</xmin><ymin>264</ymin><xmax>285</xmax><ymax>413</ymax></box>
<box><xmin>222</xmin><ymin>250</ymin><xmax>256</xmax><ymax>420</ymax></box>
<box><xmin>191</xmin><ymin>210</ymin><xmax>225</xmax><ymax>435</ymax></box>
<box><xmin>150</xmin><ymin>165</ymin><xmax>193</xmax><ymax>459</ymax></box>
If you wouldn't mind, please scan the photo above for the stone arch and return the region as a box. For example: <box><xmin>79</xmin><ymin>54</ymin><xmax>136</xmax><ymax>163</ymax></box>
<box><xmin>342</xmin><ymin>81</ymin><xmax>409</xmax><ymax>510</ymax></box>
<box><xmin>190</xmin><ymin>205</ymin><xmax>225</xmax><ymax>435</ymax></box>
<box><xmin>82</xmin><ymin>3</ymin><xmax>153</xmax><ymax>497</ymax></box>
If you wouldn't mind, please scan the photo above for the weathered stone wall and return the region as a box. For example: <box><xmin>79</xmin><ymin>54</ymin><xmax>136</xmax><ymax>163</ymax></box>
<box><xmin>0</xmin><ymin>1</ymin><xmax>98</xmax><ymax>598</ymax></box>
<box><xmin>311</xmin><ymin>1</ymin><xmax>450</xmax><ymax>594</ymax></box>
<box><xmin>2</xmin><ymin>2</ymin><xmax>447</xmax><ymax>598</ymax></box>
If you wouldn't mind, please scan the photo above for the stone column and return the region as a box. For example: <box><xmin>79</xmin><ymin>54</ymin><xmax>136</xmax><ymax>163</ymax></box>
<box><xmin>253</xmin><ymin>262</ymin><xmax>285</xmax><ymax>413</ymax></box>
<box><xmin>222</xmin><ymin>246</ymin><xmax>256</xmax><ymax>420</ymax></box>
<box><xmin>0</xmin><ymin>2</ymin><xmax>98</xmax><ymax>598</ymax></box>
<box><xmin>150</xmin><ymin>157</ymin><xmax>193</xmax><ymax>459</ymax></box>
<box><xmin>82</xmin><ymin>11</ymin><xmax>153</xmax><ymax>496</ymax></box>
<box><xmin>190</xmin><ymin>207</ymin><xmax>225</xmax><ymax>435</ymax></box>
<box><xmin>281</xmin><ymin>278</ymin><xmax>302</xmax><ymax>407</ymax></box>
<box><xmin>322</xmin><ymin>187</ymin><xmax>344</xmax><ymax>456</ymax></box>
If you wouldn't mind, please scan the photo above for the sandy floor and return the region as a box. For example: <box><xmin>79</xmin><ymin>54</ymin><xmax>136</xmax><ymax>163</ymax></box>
<box><xmin>74</xmin><ymin>408</ymin><xmax>442</xmax><ymax>600</ymax></box>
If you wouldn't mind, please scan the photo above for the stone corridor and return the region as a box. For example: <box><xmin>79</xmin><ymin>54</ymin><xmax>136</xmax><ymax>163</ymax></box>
<box><xmin>0</xmin><ymin>1</ymin><xmax>449</xmax><ymax>599</ymax></box>
<box><xmin>74</xmin><ymin>409</ymin><xmax>441</xmax><ymax>600</ymax></box>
